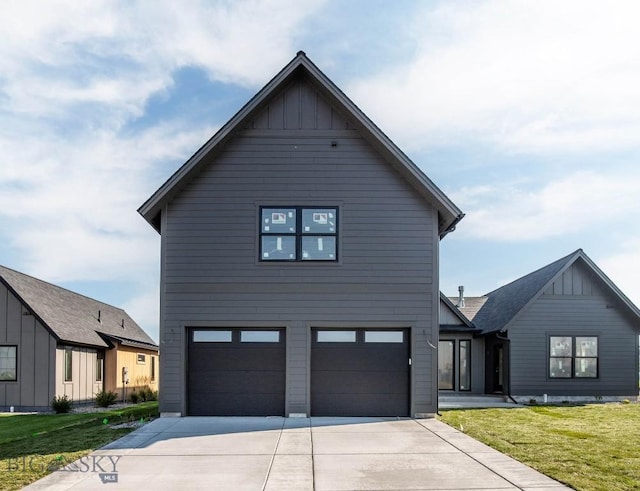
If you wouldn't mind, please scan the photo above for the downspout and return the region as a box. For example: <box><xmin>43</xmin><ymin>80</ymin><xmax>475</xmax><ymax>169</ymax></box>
<box><xmin>495</xmin><ymin>331</ymin><xmax>519</xmax><ymax>405</ymax></box>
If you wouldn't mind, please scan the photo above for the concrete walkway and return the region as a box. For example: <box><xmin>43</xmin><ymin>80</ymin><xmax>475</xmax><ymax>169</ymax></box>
<box><xmin>24</xmin><ymin>417</ymin><xmax>570</xmax><ymax>490</ymax></box>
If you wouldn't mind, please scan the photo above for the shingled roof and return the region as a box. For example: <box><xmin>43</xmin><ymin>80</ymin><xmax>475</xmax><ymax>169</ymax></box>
<box><xmin>0</xmin><ymin>265</ymin><xmax>158</xmax><ymax>349</ymax></box>
<box><xmin>470</xmin><ymin>249</ymin><xmax>640</xmax><ymax>334</ymax></box>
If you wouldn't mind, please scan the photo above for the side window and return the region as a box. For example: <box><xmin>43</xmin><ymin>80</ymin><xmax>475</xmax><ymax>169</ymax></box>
<box><xmin>549</xmin><ymin>336</ymin><xmax>598</xmax><ymax>378</ymax></box>
<box><xmin>0</xmin><ymin>346</ymin><xmax>17</xmax><ymax>381</ymax></box>
<box><xmin>64</xmin><ymin>347</ymin><xmax>73</xmax><ymax>382</ymax></box>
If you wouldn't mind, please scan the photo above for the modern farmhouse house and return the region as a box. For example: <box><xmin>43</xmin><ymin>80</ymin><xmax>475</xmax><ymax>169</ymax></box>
<box><xmin>439</xmin><ymin>249</ymin><xmax>640</xmax><ymax>402</ymax></box>
<box><xmin>139</xmin><ymin>52</ymin><xmax>463</xmax><ymax>417</ymax></box>
<box><xmin>0</xmin><ymin>265</ymin><xmax>159</xmax><ymax>411</ymax></box>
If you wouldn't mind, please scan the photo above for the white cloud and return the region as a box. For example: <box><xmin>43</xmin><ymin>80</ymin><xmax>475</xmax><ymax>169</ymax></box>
<box><xmin>599</xmin><ymin>239</ymin><xmax>640</xmax><ymax>310</ymax></box>
<box><xmin>0</xmin><ymin>122</ymin><xmax>213</xmax><ymax>282</ymax></box>
<box><xmin>450</xmin><ymin>171</ymin><xmax>640</xmax><ymax>241</ymax></box>
<box><xmin>0</xmin><ymin>0</ymin><xmax>327</xmax><ymax>123</ymax></box>
<box><xmin>348</xmin><ymin>0</ymin><xmax>640</xmax><ymax>153</ymax></box>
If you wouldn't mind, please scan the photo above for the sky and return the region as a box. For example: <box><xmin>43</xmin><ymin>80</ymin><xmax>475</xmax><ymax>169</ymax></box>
<box><xmin>2</xmin><ymin>0</ymin><xmax>640</xmax><ymax>343</ymax></box>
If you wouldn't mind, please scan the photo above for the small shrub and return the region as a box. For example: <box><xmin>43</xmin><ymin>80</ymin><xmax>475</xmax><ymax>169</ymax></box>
<box><xmin>139</xmin><ymin>385</ymin><xmax>158</xmax><ymax>402</ymax></box>
<box><xmin>595</xmin><ymin>395</ymin><xmax>603</xmax><ymax>402</ymax></box>
<box><xmin>622</xmin><ymin>399</ymin><xmax>631</xmax><ymax>404</ymax></box>
<box><xmin>129</xmin><ymin>391</ymin><xmax>140</xmax><ymax>404</ymax></box>
<box><xmin>528</xmin><ymin>398</ymin><xmax>538</xmax><ymax>405</ymax></box>
<box><xmin>95</xmin><ymin>390</ymin><xmax>118</xmax><ymax>408</ymax></box>
<box><xmin>51</xmin><ymin>394</ymin><xmax>72</xmax><ymax>413</ymax></box>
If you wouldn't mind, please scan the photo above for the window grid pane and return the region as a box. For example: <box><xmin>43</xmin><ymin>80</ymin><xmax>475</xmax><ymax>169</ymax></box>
<box><xmin>193</xmin><ymin>331</ymin><xmax>232</xmax><ymax>343</ymax></box>
<box><xmin>241</xmin><ymin>331</ymin><xmax>280</xmax><ymax>343</ymax></box>
<box><xmin>0</xmin><ymin>346</ymin><xmax>17</xmax><ymax>381</ymax></box>
<box><xmin>549</xmin><ymin>335</ymin><xmax>599</xmax><ymax>378</ymax></box>
<box><xmin>317</xmin><ymin>330</ymin><xmax>356</xmax><ymax>342</ymax></box>
<box><xmin>364</xmin><ymin>331</ymin><xmax>403</xmax><ymax>343</ymax></box>
<box><xmin>260</xmin><ymin>207</ymin><xmax>338</xmax><ymax>262</ymax></box>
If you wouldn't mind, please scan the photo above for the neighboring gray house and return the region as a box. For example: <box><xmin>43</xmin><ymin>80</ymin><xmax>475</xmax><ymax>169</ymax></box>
<box><xmin>139</xmin><ymin>51</ymin><xmax>463</xmax><ymax>417</ymax></box>
<box><xmin>0</xmin><ymin>265</ymin><xmax>159</xmax><ymax>411</ymax></box>
<box><xmin>439</xmin><ymin>249</ymin><xmax>640</xmax><ymax>402</ymax></box>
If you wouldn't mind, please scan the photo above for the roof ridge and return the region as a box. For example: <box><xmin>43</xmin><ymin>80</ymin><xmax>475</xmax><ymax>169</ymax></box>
<box><xmin>483</xmin><ymin>249</ymin><xmax>580</xmax><ymax>297</ymax></box>
<box><xmin>0</xmin><ymin>264</ymin><xmax>126</xmax><ymax>312</ymax></box>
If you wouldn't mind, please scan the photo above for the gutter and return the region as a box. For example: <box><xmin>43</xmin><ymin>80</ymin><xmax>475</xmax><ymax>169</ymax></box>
<box><xmin>440</xmin><ymin>213</ymin><xmax>466</xmax><ymax>239</ymax></box>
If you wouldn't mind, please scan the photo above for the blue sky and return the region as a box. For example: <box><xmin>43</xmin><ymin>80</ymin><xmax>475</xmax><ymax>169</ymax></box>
<box><xmin>2</xmin><ymin>0</ymin><xmax>639</xmax><ymax>342</ymax></box>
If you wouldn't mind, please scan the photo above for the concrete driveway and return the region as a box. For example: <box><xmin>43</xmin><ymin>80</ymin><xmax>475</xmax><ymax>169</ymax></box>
<box><xmin>24</xmin><ymin>417</ymin><xmax>569</xmax><ymax>490</ymax></box>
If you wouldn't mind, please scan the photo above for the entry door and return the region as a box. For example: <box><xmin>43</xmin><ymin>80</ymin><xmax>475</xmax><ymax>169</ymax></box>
<box><xmin>187</xmin><ymin>328</ymin><xmax>285</xmax><ymax>416</ymax></box>
<box><xmin>311</xmin><ymin>328</ymin><xmax>409</xmax><ymax>417</ymax></box>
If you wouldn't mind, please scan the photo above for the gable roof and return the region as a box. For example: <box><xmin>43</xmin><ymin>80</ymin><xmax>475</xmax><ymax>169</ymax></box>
<box><xmin>439</xmin><ymin>293</ymin><xmax>482</xmax><ymax>333</ymax></box>
<box><xmin>472</xmin><ymin>249</ymin><xmax>640</xmax><ymax>334</ymax></box>
<box><xmin>0</xmin><ymin>265</ymin><xmax>158</xmax><ymax>350</ymax></box>
<box><xmin>138</xmin><ymin>51</ymin><xmax>464</xmax><ymax>236</ymax></box>
<box><xmin>446</xmin><ymin>295</ymin><xmax>488</xmax><ymax>323</ymax></box>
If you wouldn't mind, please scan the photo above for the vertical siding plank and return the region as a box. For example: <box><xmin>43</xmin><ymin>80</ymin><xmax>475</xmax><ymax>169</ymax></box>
<box><xmin>562</xmin><ymin>270</ymin><xmax>572</xmax><ymax>295</ymax></box>
<box><xmin>572</xmin><ymin>265</ymin><xmax>583</xmax><ymax>295</ymax></box>
<box><xmin>34</xmin><ymin>323</ymin><xmax>51</xmax><ymax>407</ymax></box>
<box><xmin>253</xmin><ymin>107</ymin><xmax>269</xmax><ymax>129</ymax></box>
<box><xmin>19</xmin><ymin>314</ymin><xmax>35</xmax><ymax>406</ymax></box>
<box><xmin>6</xmin><ymin>294</ymin><xmax>21</xmax><ymax>344</ymax></box>
<box><xmin>0</xmin><ymin>284</ymin><xmax>7</xmax><ymax>343</ymax></box>
<box><xmin>300</xmin><ymin>83</ymin><xmax>317</xmax><ymax>129</ymax></box>
<box><xmin>316</xmin><ymin>96</ymin><xmax>332</xmax><ymax>129</ymax></box>
<box><xmin>284</xmin><ymin>82</ymin><xmax>300</xmax><ymax>130</ymax></box>
<box><xmin>269</xmin><ymin>93</ymin><xmax>285</xmax><ymax>129</ymax></box>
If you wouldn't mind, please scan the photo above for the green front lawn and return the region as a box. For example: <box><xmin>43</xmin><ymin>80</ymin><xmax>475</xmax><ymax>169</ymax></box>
<box><xmin>439</xmin><ymin>403</ymin><xmax>640</xmax><ymax>491</ymax></box>
<box><xmin>0</xmin><ymin>402</ymin><xmax>158</xmax><ymax>491</ymax></box>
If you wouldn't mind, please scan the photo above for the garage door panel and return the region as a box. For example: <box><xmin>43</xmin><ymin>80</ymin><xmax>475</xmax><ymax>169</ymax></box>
<box><xmin>311</xmin><ymin>349</ymin><xmax>406</xmax><ymax>371</ymax></box>
<box><xmin>188</xmin><ymin>393</ymin><xmax>284</xmax><ymax>417</ymax></box>
<box><xmin>311</xmin><ymin>393</ymin><xmax>408</xmax><ymax>418</ymax></box>
<box><xmin>311</xmin><ymin>328</ymin><xmax>409</xmax><ymax>417</ymax></box>
<box><xmin>188</xmin><ymin>370</ymin><xmax>285</xmax><ymax>393</ymax></box>
<box><xmin>187</xmin><ymin>328</ymin><xmax>285</xmax><ymax>416</ymax></box>
<box><xmin>311</xmin><ymin>370</ymin><xmax>409</xmax><ymax>394</ymax></box>
<box><xmin>189</xmin><ymin>347</ymin><xmax>284</xmax><ymax>371</ymax></box>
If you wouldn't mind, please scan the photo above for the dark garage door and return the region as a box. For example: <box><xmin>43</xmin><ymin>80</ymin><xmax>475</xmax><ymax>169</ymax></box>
<box><xmin>187</xmin><ymin>328</ymin><xmax>285</xmax><ymax>416</ymax></box>
<box><xmin>311</xmin><ymin>328</ymin><xmax>410</xmax><ymax>417</ymax></box>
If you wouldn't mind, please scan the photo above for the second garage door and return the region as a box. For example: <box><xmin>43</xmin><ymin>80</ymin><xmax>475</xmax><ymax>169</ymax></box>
<box><xmin>187</xmin><ymin>328</ymin><xmax>285</xmax><ymax>416</ymax></box>
<box><xmin>311</xmin><ymin>328</ymin><xmax>410</xmax><ymax>417</ymax></box>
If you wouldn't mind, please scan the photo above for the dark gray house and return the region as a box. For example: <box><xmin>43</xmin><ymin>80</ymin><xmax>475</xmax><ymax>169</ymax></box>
<box><xmin>439</xmin><ymin>249</ymin><xmax>640</xmax><ymax>402</ymax></box>
<box><xmin>139</xmin><ymin>51</ymin><xmax>463</xmax><ymax>417</ymax></box>
<box><xmin>0</xmin><ymin>265</ymin><xmax>159</xmax><ymax>411</ymax></box>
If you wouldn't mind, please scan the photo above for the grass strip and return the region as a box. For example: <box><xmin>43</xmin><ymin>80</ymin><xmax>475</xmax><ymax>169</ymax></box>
<box><xmin>0</xmin><ymin>402</ymin><xmax>158</xmax><ymax>491</ymax></box>
<box><xmin>438</xmin><ymin>403</ymin><xmax>640</xmax><ymax>491</ymax></box>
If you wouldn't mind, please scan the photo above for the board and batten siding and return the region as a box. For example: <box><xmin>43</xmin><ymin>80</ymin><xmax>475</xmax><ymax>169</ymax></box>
<box><xmin>509</xmin><ymin>261</ymin><xmax>640</xmax><ymax>396</ymax></box>
<box><xmin>55</xmin><ymin>346</ymin><xmax>103</xmax><ymax>403</ymax></box>
<box><xmin>0</xmin><ymin>281</ymin><xmax>56</xmax><ymax>411</ymax></box>
<box><xmin>159</xmin><ymin>75</ymin><xmax>439</xmax><ymax>416</ymax></box>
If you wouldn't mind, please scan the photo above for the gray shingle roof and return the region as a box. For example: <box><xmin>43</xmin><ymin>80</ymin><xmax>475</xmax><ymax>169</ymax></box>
<box><xmin>470</xmin><ymin>251</ymin><xmax>577</xmax><ymax>334</ymax></box>
<box><xmin>468</xmin><ymin>248</ymin><xmax>640</xmax><ymax>334</ymax></box>
<box><xmin>446</xmin><ymin>296</ymin><xmax>488</xmax><ymax>323</ymax></box>
<box><xmin>0</xmin><ymin>265</ymin><xmax>157</xmax><ymax>349</ymax></box>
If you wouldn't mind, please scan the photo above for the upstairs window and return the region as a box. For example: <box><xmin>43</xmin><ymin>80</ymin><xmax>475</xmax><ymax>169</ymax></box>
<box><xmin>549</xmin><ymin>336</ymin><xmax>598</xmax><ymax>378</ymax></box>
<box><xmin>260</xmin><ymin>207</ymin><xmax>338</xmax><ymax>261</ymax></box>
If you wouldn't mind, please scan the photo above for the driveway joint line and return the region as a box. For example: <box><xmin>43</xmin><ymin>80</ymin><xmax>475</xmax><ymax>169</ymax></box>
<box><xmin>261</xmin><ymin>417</ymin><xmax>286</xmax><ymax>491</ymax></box>
<box><xmin>414</xmin><ymin>419</ymin><xmax>526</xmax><ymax>490</ymax></box>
